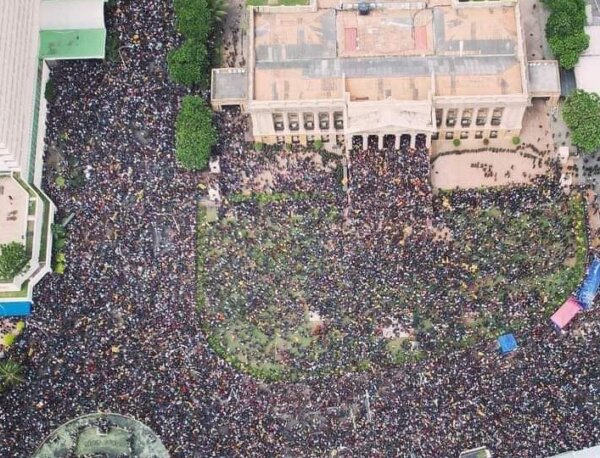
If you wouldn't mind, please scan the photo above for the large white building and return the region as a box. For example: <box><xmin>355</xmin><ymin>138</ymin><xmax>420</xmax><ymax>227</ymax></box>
<box><xmin>212</xmin><ymin>0</ymin><xmax>561</xmax><ymax>152</ymax></box>
<box><xmin>0</xmin><ymin>0</ymin><xmax>106</xmax><ymax>311</ymax></box>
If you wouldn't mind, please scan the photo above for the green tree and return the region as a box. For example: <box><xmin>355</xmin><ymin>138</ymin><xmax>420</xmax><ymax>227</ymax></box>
<box><xmin>0</xmin><ymin>242</ymin><xmax>28</xmax><ymax>280</ymax></box>
<box><xmin>44</xmin><ymin>78</ymin><xmax>57</xmax><ymax>103</ymax></box>
<box><xmin>167</xmin><ymin>40</ymin><xmax>210</xmax><ymax>87</ymax></box>
<box><xmin>0</xmin><ymin>360</ymin><xmax>24</xmax><ymax>391</ymax></box>
<box><xmin>545</xmin><ymin>10</ymin><xmax>585</xmax><ymax>38</ymax></box>
<box><xmin>562</xmin><ymin>90</ymin><xmax>600</xmax><ymax>153</ymax></box>
<box><xmin>175</xmin><ymin>96</ymin><xmax>217</xmax><ymax>170</ymax></box>
<box><xmin>543</xmin><ymin>0</ymin><xmax>589</xmax><ymax>69</ymax></box>
<box><xmin>549</xmin><ymin>32</ymin><xmax>590</xmax><ymax>69</ymax></box>
<box><xmin>105</xmin><ymin>30</ymin><xmax>121</xmax><ymax>62</ymax></box>
<box><xmin>173</xmin><ymin>0</ymin><xmax>214</xmax><ymax>39</ymax></box>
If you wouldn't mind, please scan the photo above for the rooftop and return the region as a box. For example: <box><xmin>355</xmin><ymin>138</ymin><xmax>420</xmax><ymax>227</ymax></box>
<box><xmin>38</xmin><ymin>28</ymin><xmax>106</xmax><ymax>60</ymax></box>
<box><xmin>527</xmin><ymin>60</ymin><xmax>561</xmax><ymax>96</ymax></box>
<box><xmin>0</xmin><ymin>175</ymin><xmax>29</xmax><ymax>247</ymax></box>
<box><xmin>251</xmin><ymin>3</ymin><xmax>524</xmax><ymax>102</ymax></box>
<box><xmin>211</xmin><ymin>68</ymin><xmax>248</xmax><ymax>101</ymax></box>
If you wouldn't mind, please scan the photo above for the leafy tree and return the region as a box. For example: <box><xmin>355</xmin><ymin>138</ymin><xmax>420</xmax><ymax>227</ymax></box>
<box><xmin>562</xmin><ymin>90</ymin><xmax>600</xmax><ymax>153</ymax></box>
<box><xmin>167</xmin><ymin>40</ymin><xmax>210</xmax><ymax>88</ymax></box>
<box><xmin>105</xmin><ymin>30</ymin><xmax>121</xmax><ymax>62</ymax></box>
<box><xmin>543</xmin><ymin>0</ymin><xmax>589</xmax><ymax>69</ymax></box>
<box><xmin>175</xmin><ymin>96</ymin><xmax>217</xmax><ymax>170</ymax></box>
<box><xmin>173</xmin><ymin>0</ymin><xmax>214</xmax><ymax>39</ymax></box>
<box><xmin>549</xmin><ymin>31</ymin><xmax>590</xmax><ymax>69</ymax></box>
<box><xmin>545</xmin><ymin>10</ymin><xmax>585</xmax><ymax>38</ymax></box>
<box><xmin>0</xmin><ymin>242</ymin><xmax>28</xmax><ymax>280</ymax></box>
<box><xmin>44</xmin><ymin>78</ymin><xmax>57</xmax><ymax>103</ymax></box>
<box><xmin>0</xmin><ymin>360</ymin><xmax>24</xmax><ymax>391</ymax></box>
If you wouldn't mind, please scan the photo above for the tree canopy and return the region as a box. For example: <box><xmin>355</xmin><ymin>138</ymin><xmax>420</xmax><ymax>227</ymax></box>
<box><xmin>167</xmin><ymin>40</ymin><xmax>210</xmax><ymax>87</ymax></box>
<box><xmin>175</xmin><ymin>96</ymin><xmax>217</xmax><ymax>170</ymax></box>
<box><xmin>173</xmin><ymin>0</ymin><xmax>214</xmax><ymax>40</ymax></box>
<box><xmin>562</xmin><ymin>90</ymin><xmax>600</xmax><ymax>153</ymax></box>
<box><xmin>543</xmin><ymin>0</ymin><xmax>589</xmax><ymax>69</ymax></box>
<box><xmin>168</xmin><ymin>0</ymin><xmax>223</xmax><ymax>88</ymax></box>
<box><xmin>0</xmin><ymin>242</ymin><xmax>28</xmax><ymax>280</ymax></box>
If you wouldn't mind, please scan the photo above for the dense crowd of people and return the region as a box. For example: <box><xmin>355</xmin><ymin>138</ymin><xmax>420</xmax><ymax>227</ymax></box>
<box><xmin>205</xmin><ymin>143</ymin><xmax>585</xmax><ymax>375</ymax></box>
<box><xmin>0</xmin><ymin>0</ymin><xmax>599</xmax><ymax>457</ymax></box>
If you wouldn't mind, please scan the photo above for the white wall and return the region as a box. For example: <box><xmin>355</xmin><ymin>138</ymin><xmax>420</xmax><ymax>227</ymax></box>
<box><xmin>0</xmin><ymin>0</ymin><xmax>41</xmax><ymax>176</ymax></box>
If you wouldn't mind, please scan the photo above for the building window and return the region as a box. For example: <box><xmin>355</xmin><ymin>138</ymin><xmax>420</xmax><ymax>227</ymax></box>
<box><xmin>291</xmin><ymin>135</ymin><xmax>300</xmax><ymax>144</ymax></box>
<box><xmin>435</xmin><ymin>109</ymin><xmax>443</xmax><ymax>128</ymax></box>
<box><xmin>476</xmin><ymin>108</ymin><xmax>488</xmax><ymax>126</ymax></box>
<box><xmin>445</xmin><ymin>131</ymin><xmax>454</xmax><ymax>140</ymax></box>
<box><xmin>273</xmin><ymin>113</ymin><xmax>284</xmax><ymax>131</ymax></box>
<box><xmin>461</xmin><ymin>109</ymin><xmax>473</xmax><ymax>127</ymax></box>
<box><xmin>321</xmin><ymin>134</ymin><xmax>330</xmax><ymax>143</ymax></box>
<box><xmin>490</xmin><ymin>130</ymin><xmax>498</xmax><ymax>138</ymax></box>
<box><xmin>276</xmin><ymin>136</ymin><xmax>285</xmax><ymax>144</ymax></box>
<box><xmin>431</xmin><ymin>132</ymin><xmax>439</xmax><ymax>140</ymax></box>
<box><xmin>288</xmin><ymin>113</ymin><xmax>299</xmax><ymax>131</ymax></box>
<box><xmin>336</xmin><ymin>134</ymin><xmax>344</xmax><ymax>146</ymax></box>
<box><xmin>446</xmin><ymin>109</ymin><xmax>456</xmax><ymax>127</ymax></box>
<box><xmin>319</xmin><ymin>113</ymin><xmax>329</xmax><ymax>130</ymax></box>
<box><xmin>333</xmin><ymin>111</ymin><xmax>344</xmax><ymax>130</ymax></box>
<box><xmin>475</xmin><ymin>131</ymin><xmax>483</xmax><ymax>139</ymax></box>
<box><xmin>307</xmin><ymin>135</ymin><xmax>315</xmax><ymax>144</ymax></box>
<box><xmin>491</xmin><ymin>107</ymin><xmax>504</xmax><ymax>126</ymax></box>
<box><xmin>303</xmin><ymin>113</ymin><xmax>314</xmax><ymax>130</ymax></box>
<box><xmin>460</xmin><ymin>131</ymin><xmax>469</xmax><ymax>139</ymax></box>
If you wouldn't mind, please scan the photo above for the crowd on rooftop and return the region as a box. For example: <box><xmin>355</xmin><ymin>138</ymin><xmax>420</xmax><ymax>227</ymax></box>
<box><xmin>0</xmin><ymin>0</ymin><xmax>599</xmax><ymax>456</ymax></box>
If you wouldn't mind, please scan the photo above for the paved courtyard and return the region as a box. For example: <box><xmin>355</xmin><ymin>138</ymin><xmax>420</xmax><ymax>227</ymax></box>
<box><xmin>431</xmin><ymin>149</ymin><xmax>552</xmax><ymax>190</ymax></box>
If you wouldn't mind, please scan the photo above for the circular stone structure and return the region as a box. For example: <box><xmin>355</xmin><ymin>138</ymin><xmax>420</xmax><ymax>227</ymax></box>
<box><xmin>32</xmin><ymin>412</ymin><xmax>169</xmax><ymax>457</ymax></box>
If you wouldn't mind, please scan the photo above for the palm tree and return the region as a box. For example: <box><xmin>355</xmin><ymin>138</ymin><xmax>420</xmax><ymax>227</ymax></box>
<box><xmin>209</xmin><ymin>0</ymin><xmax>228</xmax><ymax>24</ymax></box>
<box><xmin>0</xmin><ymin>360</ymin><xmax>24</xmax><ymax>390</ymax></box>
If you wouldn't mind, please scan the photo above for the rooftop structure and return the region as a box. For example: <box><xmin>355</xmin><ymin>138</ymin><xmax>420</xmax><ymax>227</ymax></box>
<box><xmin>32</xmin><ymin>413</ymin><xmax>169</xmax><ymax>458</ymax></box>
<box><xmin>527</xmin><ymin>60</ymin><xmax>561</xmax><ymax>102</ymax></box>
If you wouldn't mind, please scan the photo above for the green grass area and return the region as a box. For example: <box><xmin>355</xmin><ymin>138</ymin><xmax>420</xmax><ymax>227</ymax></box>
<box><xmin>197</xmin><ymin>190</ymin><xmax>588</xmax><ymax>380</ymax></box>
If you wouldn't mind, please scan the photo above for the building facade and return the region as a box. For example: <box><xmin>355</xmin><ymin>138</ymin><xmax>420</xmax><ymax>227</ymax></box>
<box><xmin>0</xmin><ymin>0</ymin><xmax>106</xmax><ymax>307</ymax></box>
<box><xmin>212</xmin><ymin>0</ymin><xmax>559</xmax><ymax>151</ymax></box>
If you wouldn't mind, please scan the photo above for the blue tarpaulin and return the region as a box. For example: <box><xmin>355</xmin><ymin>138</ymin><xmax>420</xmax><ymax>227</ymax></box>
<box><xmin>577</xmin><ymin>257</ymin><xmax>600</xmax><ymax>310</ymax></box>
<box><xmin>0</xmin><ymin>301</ymin><xmax>31</xmax><ymax>317</ymax></box>
<box><xmin>498</xmin><ymin>334</ymin><xmax>518</xmax><ymax>354</ymax></box>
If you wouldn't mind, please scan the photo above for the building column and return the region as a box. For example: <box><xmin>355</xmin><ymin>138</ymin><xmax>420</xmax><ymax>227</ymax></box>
<box><xmin>440</xmin><ymin>109</ymin><xmax>447</xmax><ymax>128</ymax></box>
<box><xmin>425</xmin><ymin>134</ymin><xmax>432</xmax><ymax>148</ymax></box>
<box><xmin>394</xmin><ymin>134</ymin><xmax>400</xmax><ymax>150</ymax></box>
<box><xmin>362</xmin><ymin>135</ymin><xmax>367</xmax><ymax>151</ymax></box>
<box><xmin>410</xmin><ymin>134</ymin><xmax>416</xmax><ymax>149</ymax></box>
<box><xmin>377</xmin><ymin>135</ymin><xmax>384</xmax><ymax>150</ymax></box>
<box><xmin>345</xmin><ymin>135</ymin><xmax>352</xmax><ymax>150</ymax></box>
